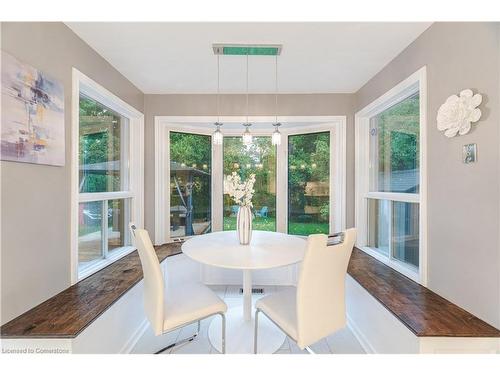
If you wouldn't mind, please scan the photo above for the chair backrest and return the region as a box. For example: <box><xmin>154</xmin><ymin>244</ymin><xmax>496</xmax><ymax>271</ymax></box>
<box><xmin>129</xmin><ymin>224</ymin><xmax>165</xmax><ymax>336</ymax></box>
<box><xmin>296</xmin><ymin>228</ymin><xmax>357</xmax><ymax>348</ymax></box>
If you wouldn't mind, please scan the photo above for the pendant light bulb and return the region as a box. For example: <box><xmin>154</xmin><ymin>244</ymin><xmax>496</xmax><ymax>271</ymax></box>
<box><xmin>213</xmin><ymin>122</ymin><xmax>223</xmax><ymax>145</ymax></box>
<box><xmin>272</xmin><ymin>122</ymin><xmax>282</xmax><ymax>146</ymax></box>
<box><xmin>242</xmin><ymin>123</ymin><xmax>252</xmax><ymax>145</ymax></box>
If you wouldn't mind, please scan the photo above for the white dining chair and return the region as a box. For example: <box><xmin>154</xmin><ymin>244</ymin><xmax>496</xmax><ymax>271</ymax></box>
<box><xmin>253</xmin><ymin>228</ymin><xmax>357</xmax><ymax>354</ymax></box>
<box><xmin>129</xmin><ymin>224</ymin><xmax>227</xmax><ymax>354</ymax></box>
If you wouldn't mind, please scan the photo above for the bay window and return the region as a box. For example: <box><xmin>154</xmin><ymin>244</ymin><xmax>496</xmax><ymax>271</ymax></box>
<box><xmin>155</xmin><ymin>117</ymin><xmax>346</xmax><ymax>245</ymax></box>
<box><xmin>355</xmin><ymin>67</ymin><xmax>426</xmax><ymax>283</ymax></box>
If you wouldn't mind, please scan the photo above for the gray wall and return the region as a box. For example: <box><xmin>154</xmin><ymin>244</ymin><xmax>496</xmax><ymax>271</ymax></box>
<box><xmin>0</xmin><ymin>22</ymin><xmax>144</xmax><ymax>324</ymax></box>
<box><xmin>2</xmin><ymin>21</ymin><xmax>499</xmax><ymax>331</ymax></box>
<box><xmin>355</xmin><ymin>22</ymin><xmax>500</xmax><ymax>327</ymax></box>
<box><xmin>144</xmin><ymin>93</ymin><xmax>356</xmax><ymax>240</ymax></box>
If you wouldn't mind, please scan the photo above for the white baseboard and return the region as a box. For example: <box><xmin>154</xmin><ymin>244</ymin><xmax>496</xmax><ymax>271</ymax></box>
<box><xmin>346</xmin><ymin>315</ymin><xmax>375</xmax><ymax>354</ymax></box>
<box><xmin>120</xmin><ymin>319</ymin><xmax>149</xmax><ymax>354</ymax></box>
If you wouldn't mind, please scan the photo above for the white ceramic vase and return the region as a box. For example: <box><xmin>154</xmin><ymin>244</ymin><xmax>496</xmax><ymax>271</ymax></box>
<box><xmin>236</xmin><ymin>205</ymin><xmax>252</xmax><ymax>245</ymax></box>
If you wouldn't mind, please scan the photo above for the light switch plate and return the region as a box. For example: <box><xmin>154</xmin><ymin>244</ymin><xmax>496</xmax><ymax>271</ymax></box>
<box><xmin>463</xmin><ymin>143</ymin><xmax>477</xmax><ymax>164</ymax></box>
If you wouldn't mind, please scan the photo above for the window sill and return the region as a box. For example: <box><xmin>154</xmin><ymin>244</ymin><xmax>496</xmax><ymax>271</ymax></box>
<box><xmin>78</xmin><ymin>246</ymin><xmax>135</xmax><ymax>282</ymax></box>
<box><xmin>358</xmin><ymin>246</ymin><xmax>419</xmax><ymax>283</ymax></box>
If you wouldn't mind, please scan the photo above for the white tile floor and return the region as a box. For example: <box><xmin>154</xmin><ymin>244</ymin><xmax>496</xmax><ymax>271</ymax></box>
<box><xmin>164</xmin><ymin>285</ymin><xmax>365</xmax><ymax>355</ymax></box>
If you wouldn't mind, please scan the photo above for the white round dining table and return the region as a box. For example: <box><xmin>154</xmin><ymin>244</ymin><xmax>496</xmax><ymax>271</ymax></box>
<box><xmin>182</xmin><ymin>230</ymin><xmax>306</xmax><ymax>354</ymax></box>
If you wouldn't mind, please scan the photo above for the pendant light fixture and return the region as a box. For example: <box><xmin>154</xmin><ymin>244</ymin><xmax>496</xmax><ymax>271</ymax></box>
<box><xmin>212</xmin><ymin>54</ymin><xmax>223</xmax><ymax>145</ymax></box>
<box><xmin>242</xmin><ymin>53</ymin><xmax>253</xmax><ymax>146</ymax></box>
<box><xmin>272</xmin><ymin>54</ymin><xmax>282</xmax><ymax>146</ymax></box>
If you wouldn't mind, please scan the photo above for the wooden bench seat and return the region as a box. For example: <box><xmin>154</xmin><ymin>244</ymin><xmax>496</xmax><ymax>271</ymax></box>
<box><xmin>2</xmin><ymin>243</ymin><xmax>499</xmax><ymax>354</ymax></box>
<box><xmin>347</xmin><ymin>248</ymin><xmax>500</xmax><ymax>338</ymax></box>
<box><xmin>1</xmin><ymin>243</ymin><xmax>182</xmax><ymax>338</ymax></box>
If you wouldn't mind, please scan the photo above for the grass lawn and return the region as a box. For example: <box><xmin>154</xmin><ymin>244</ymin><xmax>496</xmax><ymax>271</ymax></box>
<box><xmin>223</xmin><ymin>217</ymin><xmax>329</xmax><ymax>236</ymax></box>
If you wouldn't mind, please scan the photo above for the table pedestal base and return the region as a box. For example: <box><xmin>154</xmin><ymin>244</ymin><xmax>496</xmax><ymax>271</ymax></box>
<box><xmin>208</xmin><ymin>306</ymin><xmax>286</xmax><ymax>354</ymax></box>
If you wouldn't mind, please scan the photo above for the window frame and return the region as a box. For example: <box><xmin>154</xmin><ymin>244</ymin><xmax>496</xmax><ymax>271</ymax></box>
<box><xmin>71</xmin><ymin>69</ymin><xmax>144</xmax><ymax>283</ymax></box>
<box><xmin>355</xmin><ymin>66</ymin><xmax>427</xmax><ymax>284</ymax></box>
<box><xmin>155</xmin><ymin>116</ymin><xmax>346</xmax><ymax>244</ymax></box>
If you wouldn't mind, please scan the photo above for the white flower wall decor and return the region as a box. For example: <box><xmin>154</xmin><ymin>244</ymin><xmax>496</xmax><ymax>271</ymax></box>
<box><xmin>437</xmin><ymin>89</ymin><xmax>482</xmax><ymax>138</ymax></box>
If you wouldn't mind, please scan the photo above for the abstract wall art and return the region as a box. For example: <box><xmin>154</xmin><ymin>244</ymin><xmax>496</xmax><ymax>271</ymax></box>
<box><xmin>1</xmin><ymin>51</ymin><xmax>65</xmax><ymax>166</ymax></box>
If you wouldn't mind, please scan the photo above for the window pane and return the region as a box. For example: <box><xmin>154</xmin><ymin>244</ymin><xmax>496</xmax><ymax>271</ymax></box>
<box><xmin>367</xmin><ymin>199</ymin><xmax>390</xmax><ymax>257</ymax></box>
<box><xmin>78</xmin><ymin>201</ymin><xmax>103</xmax><ymax>266</ymax></box>
<box><xmin>392</xmin><ymin>201</ymin><xmax>419</xmax><ymax>268</ymax></box>
<box><xmin>79</xmin><ymin>94</ymin><xmax>128</xmax><ymax>193</ymax></box>
<box><xmin>223</xmin><ymin>137</ymin><xmax>276</xmax><ymax>232</ymax></box>
<box><xmin>367</xmin><ymin>198</ymin><xmax>419</xmax><ymax>269</ymax></box>
<box><xmin>170</xmin><ymin>132</ymin><xmax>211</xmax><ymax>237</ymax></box>
<box><xmin>108</xmin><ymin>199</ymin><xmax>131</xmax><ymax>255</ymax></box>
<box><xmin>288</xmin><ymin>132</ymin><xmax>329</xmax><ymax>235</ymax></box>
<box><xmin>369</xmin><ymin>92</ymin><xmax>419</xmax><ymax>193</ymax></box>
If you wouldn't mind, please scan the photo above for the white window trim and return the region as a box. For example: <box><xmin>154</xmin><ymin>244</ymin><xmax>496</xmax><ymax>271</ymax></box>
<box><xmin>155</xmin><ymin>116</ymin><xmax>346</xmax><ymax>245</ymax></box>
<box><xmin>355</xmin><ymin>66</ymin><xmax>427</xmax><ymax>285</ymax></box>
<box><xmin>71</xmin><ymin>68</ymin><xmax>144</xmax><ymax>283</ymax></box>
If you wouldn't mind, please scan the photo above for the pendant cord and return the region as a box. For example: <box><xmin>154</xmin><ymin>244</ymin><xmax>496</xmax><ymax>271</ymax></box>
<box><xmin>275</xmin><ymin>54</ymin><xmax>278</xmax><ymax>124</ymax></box>
<box><xmin>217</xmin><ymin>54</ymin><xmax>220</xmax><ymax>123</ymax></box>
<box><xmin>246</xmin><ymin>52</ymin><xmax>249</xmax><ymax>124</ymax></box>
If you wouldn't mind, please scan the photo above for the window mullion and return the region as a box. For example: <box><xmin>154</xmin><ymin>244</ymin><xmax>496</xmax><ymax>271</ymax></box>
<box><xmin>79</xmin><ymin>191</ymin><xmax>133</xmax><ymax>203</ymax></box>
<box><xmin>102</xmin><ymin>200</ymin><xmax>109</xmax><ymax>259</ymax></box>
<box><xmin>365</xmin><ymin>191</ymin><xmax>420</xmax><ymax>203</ymax></box>
<box><xmin>388</xmin><ymin>201</ymin><xmax>394</xmax><ymax>262</ymax></box>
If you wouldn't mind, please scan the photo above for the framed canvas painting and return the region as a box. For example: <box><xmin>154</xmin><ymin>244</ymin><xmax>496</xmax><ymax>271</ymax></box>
<box><xmin>1</xmin><ymin>51</ymin><xmax>65</xmax><ymax>166</ymax></box>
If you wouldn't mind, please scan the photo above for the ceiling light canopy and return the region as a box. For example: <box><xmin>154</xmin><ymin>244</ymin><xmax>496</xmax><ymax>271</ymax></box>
<box><xmin>212</xmin><ymin>44</ymin><xmax>282</xmax><ymax>56</ymax></box>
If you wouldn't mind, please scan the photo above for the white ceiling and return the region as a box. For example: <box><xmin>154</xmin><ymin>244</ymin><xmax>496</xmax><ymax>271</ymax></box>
<box><xmin>67</xmin><ymin>22</ymin><xmax>431</xmax><ymax>94</ymax></box>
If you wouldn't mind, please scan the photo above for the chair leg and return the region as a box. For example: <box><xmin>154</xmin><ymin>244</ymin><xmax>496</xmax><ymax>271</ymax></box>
<box><xmin>219</xmin><ymin>313</ymin><xmax>226</xmax><ymax>354</ymax></box>
<box><xmin>254</xmin><ymin>308</ymin><xmax>260</xmax><ymax>354</ymax></box>
<box><xmin>305</xmin><ymin>346</ymin><xmax>316</xmax><ymax>354</ymax></box>
<box><xmin>155</xmin><ymin>321</ymin><xmax>201</xmax><ymax>354</ymax></box>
